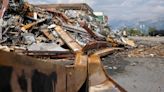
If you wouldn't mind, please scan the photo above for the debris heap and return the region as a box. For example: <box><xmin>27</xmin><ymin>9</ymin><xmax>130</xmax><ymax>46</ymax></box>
<box><xmin>0</xmin><ymin>1</ymin><xmax>135</xmax><ymax>56</ymax></box>
<box><xmin>0</xmin><ymin>1</ymin><xmax>133</xmax><ymax>92</ymax></box>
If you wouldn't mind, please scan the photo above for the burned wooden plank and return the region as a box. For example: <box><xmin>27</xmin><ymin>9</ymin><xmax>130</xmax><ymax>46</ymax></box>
<box><xmin>55</xmin><ymin>26</ymin><xmax>82</xmax><ymax>52</ymax></box>
<box><xmin>41</xmin><ymin>28</ymin><xmax>56</xmax><ymax>41</ymax></box>
<box><xmin>0</xmin><ymin>0</ymin><xmax>9</xmax><ymax>18</ymax></box>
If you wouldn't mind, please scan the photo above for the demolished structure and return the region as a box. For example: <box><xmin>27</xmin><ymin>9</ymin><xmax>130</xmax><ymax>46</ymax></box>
<box><xmin>0</xmin><ymin>0</ymin><xmax>135</xmax><ymax>92</ymax></box>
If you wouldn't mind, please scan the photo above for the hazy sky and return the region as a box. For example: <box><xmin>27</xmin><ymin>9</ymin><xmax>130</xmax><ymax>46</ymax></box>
<box><xmin>29</xmin><ymin>0</ymin><xmax>164</xmax><ymax>28</ymax></box>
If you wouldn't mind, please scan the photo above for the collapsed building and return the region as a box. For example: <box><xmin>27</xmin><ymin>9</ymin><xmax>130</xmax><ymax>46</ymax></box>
<box><xmin>0</xmin><ymin>0</ymin><xmax>135</xmax><ymax>92</ymax></box>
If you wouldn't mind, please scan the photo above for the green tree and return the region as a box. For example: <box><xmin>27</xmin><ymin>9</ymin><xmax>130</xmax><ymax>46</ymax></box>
<box><xmin>148</xmin><ymin>27</ymin><xmax>156</xmax><ymax>36</ymax></box>
<box><xmin>127</xmin><ymin>28</ymin><xmax>142</xmax><ymax>36</ymax></box>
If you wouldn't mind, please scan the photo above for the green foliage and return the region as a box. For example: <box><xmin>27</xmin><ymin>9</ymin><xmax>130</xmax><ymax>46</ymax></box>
<box><xmin>148</xmin><ymin>27</ymin><xmax>156</xmax><ymax>35</ymax></box>
<box><xmin>123</xmin><ymin>28</ymin><xmax>142</xmax><ymax>36</ymax></box>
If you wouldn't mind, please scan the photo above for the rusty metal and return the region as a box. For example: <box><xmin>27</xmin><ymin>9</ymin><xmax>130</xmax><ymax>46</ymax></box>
<box><xmin>0</xmin><ymin>50</ymin><xmax>67</xmax><ymax>92</ymax></box>
<box><xmin>25</xmin><ymin>51</ymin><xmax>71</xmax><ymax>55</ymax></box>
<box><xmin>82</xmin><ymin>41</ymin><xmax>112</xmax><ymax>53</ymax></box>
<box><xmin>0</xmin><ymin>50</ymin><xmax>87</xmax><ymax>92</ymax></box>
<box><xmin>88</xmin><ymin>48</ymin><xmax>126</xmax><ymax>92</ymax></box>
<box><xmin>0</xmin><ymin>0</ymin><xmax>9</xmax><ymax>18</ymax></box>
<box><xmin>25</xmin><ymin>51</ymin><xmax>74</xmax><ymax>59</ymax></box>
<box><xmin>47</xmin><ymin>26</ymin><xmax>125</xmax><ymax>91</ymax></box>
<box><xmin>66</xmin><ymin>52</ymin><xmax>88</xmax><ymax>92</ymax></box>
<box><xmin>0</xmin><ymin>46</ymin><xmax>126</xmax><ymax>92</ymax></box>
<box><xmin>55</xmin><ymin>26</ymin><xmax>82</xmax><ymax>52</ymax></box>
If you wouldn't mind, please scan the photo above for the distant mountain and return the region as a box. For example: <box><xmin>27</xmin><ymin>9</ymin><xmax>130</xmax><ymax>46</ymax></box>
<box><xmin>109</xmin><ymin>19</ymin><xmax>164</xmax><ymax>30</ymax></box>
<box><xmin>144</xmin><ymin>20</ymin><xmax>164</xmax><ymax>30</ymax></box>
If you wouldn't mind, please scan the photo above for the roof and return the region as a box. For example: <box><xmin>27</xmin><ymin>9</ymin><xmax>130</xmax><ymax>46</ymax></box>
<box><xmin>34</xmin><ymin>3</ymin><xmax>93</xmax><ymax>13</ymax></box>
<box><xmin>93</xmin><ymin>12</ymin><xmax>104</xmax><ymax>16</ymax></box>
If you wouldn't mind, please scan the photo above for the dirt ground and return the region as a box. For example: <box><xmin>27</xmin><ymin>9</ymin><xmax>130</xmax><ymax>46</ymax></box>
<box><xmin>103</xmin><ymin>37</ymin><xmax>164</xmax><ymax>92</ymax></box>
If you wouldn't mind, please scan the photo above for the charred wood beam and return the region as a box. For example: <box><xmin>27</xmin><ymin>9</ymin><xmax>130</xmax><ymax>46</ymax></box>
<box><xmin>55</xmin><ymin>26</ymin><xmax>82</xmax><ymax>52</ymax></box>
<box><xmin>0</xmin><ymin>0</ymin><xmax>9</xmax><ymax>18</ymax></box>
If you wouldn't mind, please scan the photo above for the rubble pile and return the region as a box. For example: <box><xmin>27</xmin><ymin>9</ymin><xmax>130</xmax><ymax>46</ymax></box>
<box><xmin>0</xmin><ymin>0</ymin><xmax>136</xmax><ymax>58</ymax></box>
<box><xmin>0</xmin><ymin>1</ymin><xmax>108</xmax><ymax>53</ymax></box>
<box><xmin>112</xmin><ymin>44</ymin><xmax>164</xmax><ymax>58</ymax></box>
<box><xmin>127</xmin><ymin>44</ymin><xmax>164</xmax><ymax>57</ymax></box>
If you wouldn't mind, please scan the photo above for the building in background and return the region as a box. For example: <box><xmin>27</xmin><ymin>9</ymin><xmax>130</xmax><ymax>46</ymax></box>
<box><xmin>93</xmin><ymin>12</ymin><xmax>108</xmax><ymax>25</ymax></box>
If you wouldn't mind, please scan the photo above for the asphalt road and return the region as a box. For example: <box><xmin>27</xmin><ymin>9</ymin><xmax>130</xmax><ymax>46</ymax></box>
<box><xmin>111</xmin><ymin>57</ymin><xmax>164</xmax><ymax>92</ymax></box>
<box><xmin>104</xmin><ymin>37</ymin><xmax>164</xmax><ymax>92</ymax></box>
